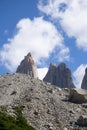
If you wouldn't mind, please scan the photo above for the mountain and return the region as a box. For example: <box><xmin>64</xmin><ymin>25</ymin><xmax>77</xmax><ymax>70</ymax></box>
<box><xmin>43</xmin><ymin>63</ymin><xmax>75</xmax><ymax>88</ymax></box>
<box><xmin>0</xmin><ymin>73</ymin><xmax>87</xmax><ymax>130</ymax></box>
<box><xmin>16</xmin><ymin>52</ymin><xmax>38</xmax><ymax>78</ymax></box>
<box><xmin>81</xmin><ymin>67</ymin><xmax>87</xmax><ymax>89</ymax></box>
<box><xmin>43</xmin><ymin>63</ymin><xmax>57</xmax><ymax>85</ymax></box>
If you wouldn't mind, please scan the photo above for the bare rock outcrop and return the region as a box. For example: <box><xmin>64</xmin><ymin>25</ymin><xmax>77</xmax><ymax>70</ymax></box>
<box><xmin>69</xmin><ymin>88</ymin><xmax>87</xmax><ymax>103</ymax></box>
<box><xmin>16</xmin><ymin>52</ymin><xmax>38</xmax><ymax>78</ymax></box>
<box><xmin>43</xmin><ymin>63</ymin><xmax>75</xmax><ymax>88</ymax></box>
<box><xmin>81</xmin><ymin>68</ymin><xmax>87</xmax><ymax>89</ymax></box>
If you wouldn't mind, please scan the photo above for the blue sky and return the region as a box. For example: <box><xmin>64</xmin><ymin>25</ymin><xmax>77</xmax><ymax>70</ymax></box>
<box><xmin>0</xmin><ymin>0</ymin><xmax>87</xmax><ymax>87</ymax></box>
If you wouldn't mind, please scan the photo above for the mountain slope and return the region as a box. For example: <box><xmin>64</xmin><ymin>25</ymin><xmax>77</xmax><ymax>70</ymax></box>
<box><xmin>0</xmin><ymin>73</ymin><xmax>87</xmax><ymax>130</ymax></box>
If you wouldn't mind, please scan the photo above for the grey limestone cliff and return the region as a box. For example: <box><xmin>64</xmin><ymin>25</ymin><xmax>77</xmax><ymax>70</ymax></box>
<box><xmin>43</xmin><ymin>63</ymin><xmax>56</xmax><ymax>85</ymax></box>
<box><xmin>16</xmin><ymin>52</ymin><xmax>38</xmax><ymax>78</ymax></box>
<box><xmin>81</xmin><ymin>68</ymin><xmax>87</xmax><ymax>89</ymax></box>
<box><xmin>43</xmin><ymin>63</ymin><xmax>75</xmax><ymax>88</ymax></box>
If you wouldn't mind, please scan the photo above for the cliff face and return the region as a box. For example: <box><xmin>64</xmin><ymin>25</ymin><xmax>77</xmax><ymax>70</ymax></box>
<box><xmin>43</xmin><ymin>63</ymin><xmax>75</xmax><ymax>88</ymax></box>
<box><xmin>43</xmin><ymin>63</ymin><xmax>56</xmax><ymax>85</ymax></box>
<box><xmin>81</xmin><ymin>68</ymin><xmax>87</xmax><ymax>89</ymax></box>
<box><xmin>55</xmin><ymin>63</ymin><xmax>75</xmax><ymax>88</ymax></box>
<box><xmin>16</xmin><ymin>53</ymin><xmax>38</xmax><ymax>78</ymax></box>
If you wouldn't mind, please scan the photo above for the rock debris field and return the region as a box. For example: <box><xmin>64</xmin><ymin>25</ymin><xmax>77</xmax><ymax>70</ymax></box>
<box><xmin>0</xmin><ymin>73</ymin><xmax>87</xmax><ymax>130</ymax></box>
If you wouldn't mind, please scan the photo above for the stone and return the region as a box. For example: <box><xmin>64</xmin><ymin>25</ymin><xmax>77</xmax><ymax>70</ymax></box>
<box><xmin>46</xmin><ymin>123</ymin><xmax>53</xmax><ymax>130</ymax></box>
<box><xmin>16</xmin><ymin>52</ymin><xmax>38</xmax><ymax>78</ymax></box>
<box><xmin>76</xmin><ymin>115</ymin><xmax>87</xmax><ymax>126</ymax></box>
<box><xmin>69</xmin><ymin>109</ymin><xmax>75</xmax><ymax>114</ymax></box>
<box><xmin>69</xmin><ymin>88</ymin><xmax>87</xmax><ymax>103</ymax></box>
<box><xmin>81</xmin><ymin>68</ymin><xmax>87</xmax><ymax>89</ymax></box>
<box><xmin>63</xmin><ymin>128</ymin><xmax>68</xmax><ymax>130</ymax></box>
<box><xmin>82</xmin><ymin>104</ymin><xmax>87</xmax><ymax>108</ymax></box>
<box><xmin>43</xmin><ymin>63</ymin><xmax>75</xmax><ymax>88</ymax></box>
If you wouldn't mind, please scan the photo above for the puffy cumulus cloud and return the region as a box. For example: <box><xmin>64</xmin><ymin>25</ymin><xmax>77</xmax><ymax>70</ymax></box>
<box><xmin>0</xmin><ymin>17</ymin><xmax>69</xmax><ymax>71</ymax></box>
<box><xmin>38</xmin><ymin>0</ymin><xmax>87</xmax><ymax>51</ymax></box>
<box><xmin>73</xmin><ymin>64</ymin><xmax>87</xmax><ymax>88</ymax></box>
<box><xmin>38</xmin><ymin>0</ymin><xmax>69</xmax><ymax>18</ymax></box>
<box><xmin>38</xmin><ymin>68</ymin><xmax>48</xmax><ymax>80</ymax></box>
<box><xmin>57</xmin><ymin>46</ymin><xmax>70</xmax><ymax>62</ymax></box>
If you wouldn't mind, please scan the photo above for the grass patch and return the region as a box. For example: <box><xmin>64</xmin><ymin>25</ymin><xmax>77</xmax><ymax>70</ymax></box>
<box><xmin>0</xmin><ymin>106</ymin><xmax>36</xmax><ymax>130</ymax></box>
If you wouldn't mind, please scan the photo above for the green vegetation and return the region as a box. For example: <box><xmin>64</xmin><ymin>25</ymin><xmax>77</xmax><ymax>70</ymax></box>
<box><xmin>0</xmin><ymin>106</ymin><xmax>36</xmax><ymax>130</ymax></box>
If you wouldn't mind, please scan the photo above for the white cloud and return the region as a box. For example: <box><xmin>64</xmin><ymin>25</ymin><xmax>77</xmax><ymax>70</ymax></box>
<box><xmin>38</xmin><ymin>68</ymin><xmax>48</xmax><ymax>80</ymax></box>
<box><xmin>73</xmin><ymin>64</ymin><xmax>87</xmax><ymax>88</ymax></box>
<box><xmin>38</xmin><ymin>0</ymin><xmax>87</xmax><ymax>51</ymax></box>
<box><xmin>0</xmin><ymin>17</ymin><xmax>69</xmax><ymax>71</ymax></box>
<box><xmin>58</xmin><ymin>46</ymin><xmax>70</xmax><ymax>62</ymax></box>
<box><xmin>38</xmin><ymin>0</ymin><xmax>69</xmax><ymax>18</ymax></box>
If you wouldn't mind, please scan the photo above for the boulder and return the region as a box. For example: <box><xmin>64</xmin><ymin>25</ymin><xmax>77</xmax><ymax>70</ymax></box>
<box><xmin>16</xmin><ymin>52</ymin><xmax>38</xmax><ymax>78</ymax></box>
<box><xmin>76</xmin><ymin>115</ymin><xmax>87</xmax><ymax>126</ymax></box>
<box><xmin>69</xmin><ymin>88</ymin><xmax>87</xmax><ymax>103</ymax></box>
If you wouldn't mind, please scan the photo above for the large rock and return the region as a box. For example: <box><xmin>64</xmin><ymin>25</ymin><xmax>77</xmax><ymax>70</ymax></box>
<box><xmin>69</xmin><ymin>88</ymin><xmax>87</xmax><ymax>103</ymax></box>
<box><xmin>81</xmin><ymin>68</ymin><xmax>87</xmax><ymax>89</ymax></box>
<box><xmin>43</xmin><ymin>63</ymin><xmax>75</xmax><ymax>88</ymax></box>
<box><xmin>76</xmin><ymin>115</ymin><xmax>87</xmax><ymax>126</ymax></box>
<box><xmin>16</xmin><ymin>52</ymin><xmax>38</xmax><ymax>78</ymax></box>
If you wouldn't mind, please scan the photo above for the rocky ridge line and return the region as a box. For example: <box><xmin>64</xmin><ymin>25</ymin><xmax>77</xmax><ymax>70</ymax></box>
<box><xmin>43</xmin><ymin>63</ymin><xmax>75</xmax><ymax>88</ymax></box>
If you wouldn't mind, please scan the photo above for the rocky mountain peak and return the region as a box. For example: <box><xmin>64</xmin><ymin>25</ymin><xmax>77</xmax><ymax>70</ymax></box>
<box><xmin>49</xmin><ymin>63</ymin><xmax>56</xmax><ymax>69</ymax></box>
<box><xmin>81</xmin><ymin>67</ymin><xmax>87</xmax><ymax>89</ymax></box>
<box><xmin>25</xmin><ymin>52</ymin><xmax>33</xmax><ymax>60</ymax></box>
<box><xmin>16</xmin><ymin>52</ymin><xmax>38</xmax><ymax>78</ymax></box>
<box><xmin>56</xmin><ymin>62</ymin><xmax>75</xmax><ymax>88</ymax></box>
<box><xmin>43</xmin><ymin>63</ymin><xmax>56</xmax><ymax>85</ymax></box>
<box><xmin>85</xmin><ymin>68</ymin><xmax>87</xmax><ymax>73</ymax></box>
<box><xmin>58</xmin><ymin>62</ymin><xmax>67</xmax><ymax>67</ymax></box>
<box><xmin>43</xmin><ymin>62</ymin><xmax>75</xmax><ymax>88</ymax></box>
<box><xmin>57</xmin><ymin>62</ymin><xmax>67</xmax><ymax>70</ymax></box>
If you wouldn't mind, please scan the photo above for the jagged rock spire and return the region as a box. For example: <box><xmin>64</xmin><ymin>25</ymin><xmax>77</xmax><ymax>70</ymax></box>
<box><xmin>81</xmin><ymin>68</ymin><xmax>87</xmax><ymax>89</ymax></box>
<box><xmin>16</xmin><ymin>52</ymin><xmax>38</xmax><ymax>78</ymax></box>
<box><xmin>55</xmin><ymin>63</ymin><xmax>75</xmax><ymax>88</ymax></box>
<box><xmin>43</xmin><ymin>63</ymin><xmax>56</xmax><ymax>85</ymax></box>
<box><xmin>43</xmin><ymin>62</ymin><xmax>75</xmax><ymax>88</ymax></box>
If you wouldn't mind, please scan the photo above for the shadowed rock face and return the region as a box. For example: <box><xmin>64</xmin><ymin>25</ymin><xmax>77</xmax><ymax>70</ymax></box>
<box><xmin>43</xmin><ymin>63</ymin><xmax>57</xmax><ymax>85</ymax></box>
<box><xmin>81</xmin><ymin>68</ymin><xmax>87</xmax><ymax>89</ymax></box>
<box><xmin>56</xmin><ymin>63</ymin><xmax>75</xmax><ymax>88</ymax></box>
<box><xmin>43</xmin><ymin>63</ymin><xmax>75</xmax><ymax>88</ymax></box>
<box><xmin>16</xmin><ymin>53</ymin><xmax>38</xmax><ymax>78</ymax></box>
